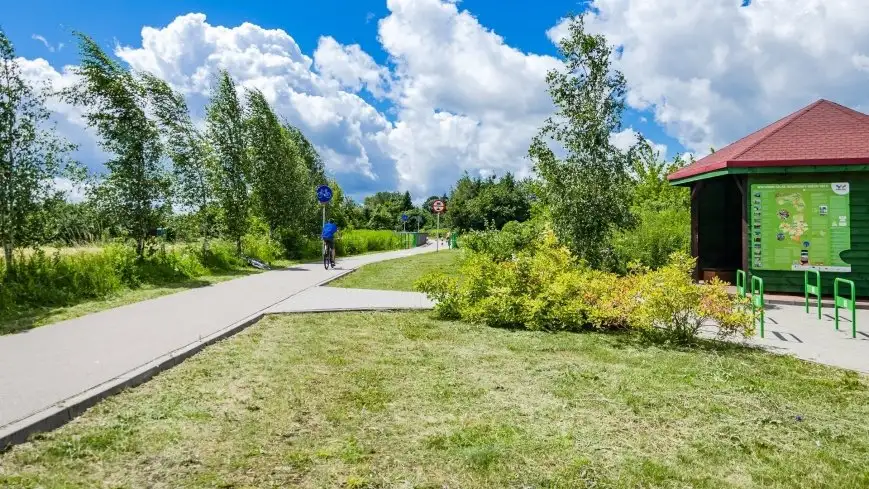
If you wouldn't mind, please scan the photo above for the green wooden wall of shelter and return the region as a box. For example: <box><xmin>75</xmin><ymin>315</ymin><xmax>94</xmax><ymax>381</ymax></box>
<box><xmin>748</xmin><ymin>172</ymin><xmax>869</xmax><ymax>295</ymax></box>
<box><xmin>668</xmin><ymin>99</ymin><xmax>869</xmax><ymax>297</ymax></box>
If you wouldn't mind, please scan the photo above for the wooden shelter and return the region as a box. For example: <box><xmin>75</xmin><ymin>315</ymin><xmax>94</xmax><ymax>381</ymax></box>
<box><xmin>668</xmin><ymin>99</ymin><xmax>869</xmax><ymax>294</ymax></box>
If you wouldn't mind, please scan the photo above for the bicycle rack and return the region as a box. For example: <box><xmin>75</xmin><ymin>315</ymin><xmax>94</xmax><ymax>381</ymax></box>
<box><xmin>735</xmin><ymin>269</ymin><xmax>747</xmax><ymax>298</ymax></box>
<box><xmin>834</xmin><ymin>278</ymin><xmax>856</xmax><ymax>338</ymax></box>
<box><xmin>804</xmin><ymin>270</ymin><xmax>821</xmax><ymax>319</ymax></box>
<box><xmin>751</xmin><ymin>276</ymin><xmax>765</xmax><ymax>338</ymax></box>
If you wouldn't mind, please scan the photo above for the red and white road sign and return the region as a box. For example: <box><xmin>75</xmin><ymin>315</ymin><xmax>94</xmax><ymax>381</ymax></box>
<box><xmin>432</xmin><ymin>200</ymin><xmax>445</xmax><ymax>213</ymax></box>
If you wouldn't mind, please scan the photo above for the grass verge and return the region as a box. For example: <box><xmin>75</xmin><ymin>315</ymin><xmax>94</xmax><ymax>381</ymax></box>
<box><xmin>1</xmin><ymin>312</ymin><xmax>867</xmax><ymax>488</ymax></box>
<box><xmin>0</xmin><ymin>269</ymin><xmax>262</xmax><ymax>335</ymax></box>
<box><xmin>329</xmin><ymin>249</ymin><xmax>460</xmax><ymax>291</ymax></box>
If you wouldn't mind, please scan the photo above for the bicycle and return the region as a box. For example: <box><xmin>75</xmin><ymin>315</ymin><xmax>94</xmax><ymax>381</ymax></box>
<box><xmin>323</xmin><ymin>240</ymin><xmax>335</xmax><ymax>269</ymax></box>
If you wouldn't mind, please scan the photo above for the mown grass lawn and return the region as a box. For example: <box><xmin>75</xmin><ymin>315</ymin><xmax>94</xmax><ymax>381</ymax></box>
<box><xmin>2</xmin><ymin>312</ymin><xmax>867</xmax><ymax>488</ymax></box>
<box><xmin>330</xmin><ymin>249</ymin><xmax>460</xmax><ymax>291</ymax></box>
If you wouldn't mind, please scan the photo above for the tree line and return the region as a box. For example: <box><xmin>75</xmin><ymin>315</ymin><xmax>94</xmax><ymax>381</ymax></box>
<box><xmin>1</xmin><ymin>28</ymin><xmax>333</xmax><ymax>261</ymax></box>
<box><xmin>2</xmin><ymin>16</ymin><xmax>689</xmax><ymax>272</ymax></box>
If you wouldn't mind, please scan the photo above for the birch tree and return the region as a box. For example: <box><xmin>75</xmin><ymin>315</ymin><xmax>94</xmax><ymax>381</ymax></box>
<box><xmin>245</xmin><ymin>88</ymin><xmax>310</xmax><ymax>240</ymax></box>
<box><xmin>143</xmin><ymin>74</ymin><xmax>217</xmax><ymax>253</ymax></box>
<box><xmin>206</xmin><ymin>71</ymin><xmax>249</xmax><ymax>254</ymax></box>
<box><xmin>0</xmin><ymin>28</ymin><xmax>75</xmax><ymax>262</ymax></box>
<box><xmin>64</xmin><ymin>33</ymin><xmax>168</xmax><ymax>256</ymax></box>
<box><xmin>528</xmin><ymin>16</ymin><xmax>634</xmax><ymax>268</ymax></box>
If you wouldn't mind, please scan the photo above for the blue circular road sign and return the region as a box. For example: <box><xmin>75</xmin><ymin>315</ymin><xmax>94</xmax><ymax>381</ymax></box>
<box><xmin>401</xmin><ymin>214</ymin><xmax>409</xmax><ymax>222</ymax></box>
<box><xmin>316</xmin><ymin>185</ymin><xmax>333</xmax><ymax>203</ymax></box>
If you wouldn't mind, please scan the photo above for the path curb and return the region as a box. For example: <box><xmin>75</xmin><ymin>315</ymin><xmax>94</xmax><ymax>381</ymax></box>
<box><xmin>265</xmin><ymin>306</ymin><xmax>433</xmax><ymax>315</ymax></box>
<box><xmin>0</xmin><ymin>312</ymin><xmax>264</xmax><ymax>450</ymax></box>
<box><xmin>0</xmin><ymin>253</ymin><xmax>433</xmax><ymax>451</ymax></box>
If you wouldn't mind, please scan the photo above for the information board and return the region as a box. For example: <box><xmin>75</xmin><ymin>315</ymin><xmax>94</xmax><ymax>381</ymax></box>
<box><xmin>750</xmin><ymin>182</ymin><xmax>851</xmax><ymax>272</ymax></box>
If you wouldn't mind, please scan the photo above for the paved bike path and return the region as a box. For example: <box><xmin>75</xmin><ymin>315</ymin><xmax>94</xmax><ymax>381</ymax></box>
<box><xmin>0</xmin><ymin>244</ymin><xmax>436</xmax><ymax>445</ymax></box>
<box><xmin>268</xmin><ymin>286</ymin><xmax>433</xmax><ymax>313</ymax></box>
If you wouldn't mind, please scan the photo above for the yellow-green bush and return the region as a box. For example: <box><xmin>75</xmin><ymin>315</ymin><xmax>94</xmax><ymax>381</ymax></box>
<box><xmin>629</xmin><ymin>252</ymin><xmax>752</xmax><ymax>341</ymax></box>
<box><xmin>416</xmin><ymin>231</ymin><xmax>752</xmax><ymax>342</ymax></box>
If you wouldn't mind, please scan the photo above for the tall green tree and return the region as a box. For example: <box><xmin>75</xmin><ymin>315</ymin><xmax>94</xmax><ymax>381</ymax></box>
<box><xmin>206</xmin><ymin>71</ymin><xmax>250</xmax><ymax>254</ymax></box>
<box><xmin>64</xmin><ymin>32</ymin><xmax>168</xmax><ymax>256</ymax></box>
<box><xmin>142</xmin><ymin>74</ymin><xmax>218</xmax><ymax>253</ymax></box>
<box><xmin>286</xmin><ymin>124</ymin><xmax>326</xmax><ymax>185</ymax></box>
<box><xmin>610</xmin><ymin>140</ymin><xmax>691</xmax><ymax>272</ymax></box>
<box><xmin>631</xmin><ymin>139</ymin><xmax>690</xmax><ymax>212</ymax></box>
<box><xmin>528</xmin><ymin>15</ymin><xmax>634</xmax><ymax>268</ymax></box>
<box><xmin>323</xmin><ymin>179</ymin><xmax>363</xmax><ymax>230</ymax></box>
<box><xmin>245</xmin><ymin>88</ymin><xmax>311</xmax><ymax>240</ymax></box>
<box><xmin>0</xmin><ymin>28</ymin><xmax>76</xmax><ymax>261</ymax></box>
<box><xmin>447</xmin><ymin>172</ymin><xmax>530</xmax><ymax>231</ymax></box>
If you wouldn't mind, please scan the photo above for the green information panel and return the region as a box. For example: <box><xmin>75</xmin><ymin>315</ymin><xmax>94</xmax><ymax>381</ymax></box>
<box><xmin>751</xmin><ymin>183</ymin><xmax>851</xmax><ymax>272</ymax></box>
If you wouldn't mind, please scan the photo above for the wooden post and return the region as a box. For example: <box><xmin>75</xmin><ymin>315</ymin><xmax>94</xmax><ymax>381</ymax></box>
<box><xmin>737</xmin><ymin>175</ymin><xmax>749</xmax><ymax>274</ymax></box>
<box><xmin>691</xmin><ymin>181</ymin><xmax>704</xmax><ymax>281</ymax></box>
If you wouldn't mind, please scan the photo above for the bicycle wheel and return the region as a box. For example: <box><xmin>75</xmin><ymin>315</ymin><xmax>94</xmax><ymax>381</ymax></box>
<box><xmin>323</xmin><ymin>244</ymin><xmax>330</xmax><ymax>269</ymax></box>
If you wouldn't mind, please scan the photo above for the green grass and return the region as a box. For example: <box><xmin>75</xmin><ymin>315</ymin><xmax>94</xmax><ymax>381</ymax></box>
<box><xmin>2</xmin><ymin>312</ymin><xmax>867</xmax><ymax>488</ymax></box>
<box><xmin>329</xmin><ymin>249</ymin><xmax>461</xmax><ymax>291</ymax></box>
<box><xmin>0</xmin><ymin>269</ymin><xmax>262</xmax><ymax>335</ymax></box>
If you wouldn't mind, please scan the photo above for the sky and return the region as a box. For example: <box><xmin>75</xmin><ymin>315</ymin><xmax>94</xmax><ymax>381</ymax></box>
<box><xmin>3</xmin><ymin>0</ymin><xmax>869</xmax><ymax>202</ymax></box>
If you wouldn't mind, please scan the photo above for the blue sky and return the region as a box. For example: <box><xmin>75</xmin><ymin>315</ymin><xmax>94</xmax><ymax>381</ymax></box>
<box><xmin>3</xmin><ymin>0</ymin><xmax>867</xmax><ymax>201</ymax></box>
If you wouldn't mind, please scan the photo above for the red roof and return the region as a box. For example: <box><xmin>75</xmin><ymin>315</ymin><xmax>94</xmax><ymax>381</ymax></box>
<box><xmin>668</xmin><ymin>99</ymin><xmax>869</xmax><ymax>181</ymax></box>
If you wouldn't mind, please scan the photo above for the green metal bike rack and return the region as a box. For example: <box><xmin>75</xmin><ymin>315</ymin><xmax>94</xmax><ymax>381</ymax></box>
<box><xmin>735</xmin><ymin>270</ymin><xmax>747</xmax><ymax>298</ymax></box>
<box><xmin>804</xmin><ymin>269</ymin><xmax>821</xmax><ymax>319</ymax></box>
<box><xmin>751</xmin><ymin>276</ymin><xmax>765</xmax><ymax>338</ymax></box>
<box><xmin>834</xmin><ymin>278</ymin><xmax>856</xmax><ymax>338</ymax></box>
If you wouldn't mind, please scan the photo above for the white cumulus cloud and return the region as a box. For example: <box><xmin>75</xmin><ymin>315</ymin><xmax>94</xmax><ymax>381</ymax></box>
<box><xmin>551</xmin><ymin>0</ymin><xmax>869</xmax><ymax>156</ymax></box>
<box><xmin>18</xmin><ymin>0</ymin><xmax>868</xmax><ymax>201</ymax></box>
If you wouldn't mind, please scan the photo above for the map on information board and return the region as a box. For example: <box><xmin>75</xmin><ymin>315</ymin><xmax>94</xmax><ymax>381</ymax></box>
<box><xmin>750</xmin><ymin>182</ymin><xmax>851</xmax><ymax>272</ymax></box>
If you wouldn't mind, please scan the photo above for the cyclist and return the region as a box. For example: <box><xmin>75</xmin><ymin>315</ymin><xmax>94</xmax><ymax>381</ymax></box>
<box><xmin>322</xmin><ymin>218</ymin><xmax>338</xmax><ymax>267</ymax></box>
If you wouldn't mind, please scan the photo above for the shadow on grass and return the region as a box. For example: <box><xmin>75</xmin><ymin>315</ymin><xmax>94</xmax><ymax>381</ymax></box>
<box><xmin>0</xmin><ymin>268</ymin><xmax>262</xmax><ymax>336</ymax></box>
<box><xmin>425</xmin><ymin>310</ymin><xmax>761</xmax><ymax>357</ymax></box>
<box><xmin>604</xmin><ymin>329</ymin><xmax>761</xmax><ymax>356</ymax></box>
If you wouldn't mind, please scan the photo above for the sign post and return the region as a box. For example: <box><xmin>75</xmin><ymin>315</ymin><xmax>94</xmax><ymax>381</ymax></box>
<box><xmin>401</xmin><ymin>213</ymin><xmax>409</xmax><ymax>248</ymax></box>
<box><xmin>316</xmin><ymin>184</ymin><xmax>333</xmax><ymax>229</ymax></box>
<box><xmin>432</xmin><ymin>200</ymin><xmax>445</xmax><ymax>251</ymax></box>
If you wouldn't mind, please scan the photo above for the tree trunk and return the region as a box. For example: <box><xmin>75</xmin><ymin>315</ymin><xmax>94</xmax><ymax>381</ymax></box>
<box><xmin>236</xmin><ymin>236</ymin><xmax>242</xmax><ymax>256</ymax></box>
<box><xmin>136</xmin><ymin>236</ymin><xmax>145</xmax><ymax>257</ymax></box>
<box><xmin>3</xmin><ymin>242</ymin><xmax>12</xmax><ymax>265</ymax></box>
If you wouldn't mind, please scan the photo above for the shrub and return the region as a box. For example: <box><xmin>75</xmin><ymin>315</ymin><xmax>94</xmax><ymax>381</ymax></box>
<box><xmin>0</xmin><ymin>248</ymin><xmax>129</xmax><ymax>313</ymax></box>
<box><xmin>416</xmin><ymin>232</ymin><xmax>752</xmax><ymax>342</ymax></box>
<box><xmin>203</xmin><ymin>240</ymin><xmax>245</xmax><ymax>270</ymax></box>
<box><xmin>459</xmin><ymin>220</ymin><xmax>543</xmax><ymax>261</ymax></box>
<box><xmin>287</xmin><ymin>229</ymin><xmax>405</xmax><ymax>261</ymax></box>
<box><xmin>241</xmin><ymin>234</ymin><xmax>284</xmax><ymax>263</ymax></box>
<box><xmin>610</xmin><ymin>206</ymin><xmax>690</xmax><ymax>273</ymax></box>
<box><xmin>628</xmin><ymin>251</ymin><xmax>752</xmax><ymax>342</ymax></box>
<box><xmin>0</xmin><ymin>237</ymin><xmax>281</xmax><ymax>317</ymax></box>
<box><xmin>338</xmin><ymin>230</ymin><xmax>402</xmax><ymax>256</ymax></box>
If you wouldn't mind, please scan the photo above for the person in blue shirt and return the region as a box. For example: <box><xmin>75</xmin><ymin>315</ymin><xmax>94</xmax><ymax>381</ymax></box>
<box><xmin>322</xmin><ymin>218</ymin><xmax>338</xmax><ymax>266</ymax></box>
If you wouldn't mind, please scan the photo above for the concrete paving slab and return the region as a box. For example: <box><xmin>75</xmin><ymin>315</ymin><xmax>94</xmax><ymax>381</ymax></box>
<box><xmin>0</xmin><ymin>244</ymin><xmax>436</xmax><ymax>448</ymax></box>
<box><xmin>710</xmin><ymin>302</ymin><xmax>869</xmax><ymax>373</ymax></box>
<box><xmin>725</xmin><ymin>286</ymin><xmax>869</xmax><ymax>309</ymax></box>
<box><xmin>267</xmin><ymin>286</ymin><xmax>433</xmax><ymax>313</ymax></box>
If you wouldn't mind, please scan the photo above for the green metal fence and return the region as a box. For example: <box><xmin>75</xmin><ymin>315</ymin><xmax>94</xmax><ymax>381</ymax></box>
<box><xmin>804</xmin><ymin>269</ymin><xmax>821</xmax><ymax>319</ymax></box>
<box><xmin>834</xmin><ymin>278</ymin><xmax>856</xmax><ymax>338</ymax></box>
<box><xmin>751</xmin><ymin>275</ymin><xmax>765</xmax><ymax>338</ymax></box>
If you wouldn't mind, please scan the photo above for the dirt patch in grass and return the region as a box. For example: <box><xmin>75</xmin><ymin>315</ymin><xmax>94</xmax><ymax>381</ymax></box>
<box><xmin>1</xmin><ymin>312</ymin><xmax>868</xmax><ymax>488</ymax></box>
